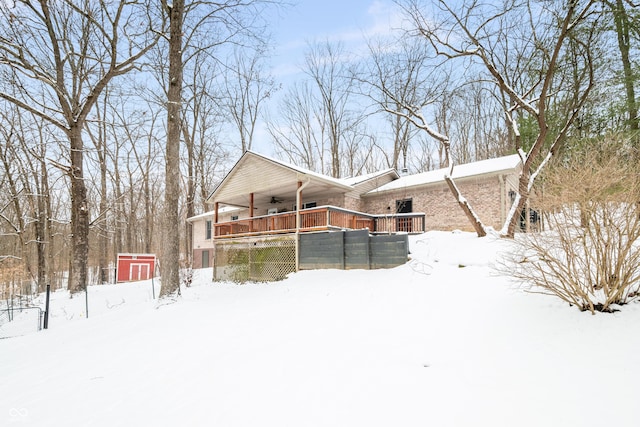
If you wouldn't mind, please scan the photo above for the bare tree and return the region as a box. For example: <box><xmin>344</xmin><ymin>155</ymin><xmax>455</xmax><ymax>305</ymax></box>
<box><xmin>304</xmin><ymin>41</ymin><xmax>359</xmax><ymax>178</ymax></box>
<box><xmin>82</xmin><ymin>83</ymin><xmax>165</xmax><ymax>283</ymax></box>
<box><xmin>342</xmin><ymin>132</ymin><xmax>378</xmax><ymax>177</ymax></box>
<box><xmin>107</xmin><ymin>93</ymin><xmax>164</xmax><ymax>255</ymax></box>
<box><xmin>181</xmin><ymin>49</ymin><xmax>230</xmax><ymax>264</ymax></box>
<box><xmin>407</xmin><ymin>134</ymin><xmax>438</xmax><ymax>172</ymax></box>
<box><xmin>223</xmin><ymin>46</ymin><xmax>277</xmax><ymax>153</ymax></box>
<box><xmin>444</xmin><ymin>80</ymin><xmax>511</xmax><ymax>164</ymax></box>
<box><xmin>270</xmin><ymin>41</ymin><xmax>370</xmax><ymax>177</ymax></box>
<box><xmin>0</xmin><ymin>111</ymin><xmax>31</xmax><ymax>282</ymax></box>
<box><xmin>362</xmin><ymin>36</ymin><xmax>436</xmax><ymax>170</ymax></box>
<box><xmin>361</xmin><ymin>32</ymin><xmax>487</xmax><ymax>234</ymax></box>
<box><xmin>84</xmin><ymin>90</ymin><xmax>112</xmax><ymax>284</ymax></box>
<box><xmin>268</xmin><ymin>81</ymin><xmax>326</xmax><ymax>171</ymax></box>
<box><xmin>362</xmin><ymin>44</ymin><xmax>495</xmax><ymax>172</ymax></box>
<box><xmin>148</xmin><ymin>1</ymin><xmax>278</xmax><ymax>292</ymax></box>
<box><xmin>395</xmin><ymin>0</ymin><xmax>599</xmax><ymax>237</ymax></box>
<box><xmin>505</xmin><ymin>136</ymin><xmax>640</xmax><ymax>313</ymax></box>
<box><xmin>0</xmin><ymin>0</ymin><xmax>164</xmax><ymax>293</ymax></box>
<box><xmin>159</xmin><ymin>0</ymin><xmax>185</xmax><ymax>297</ymax></box>
<box><xmin>0</xmin><ymin>105</ymin><xmax>65</xmax><ymax>293</ymax></box>
<box><xmin>605</xmin><ymin>0</ymin><xmax>639</xmax><ymax>132</ymax></box>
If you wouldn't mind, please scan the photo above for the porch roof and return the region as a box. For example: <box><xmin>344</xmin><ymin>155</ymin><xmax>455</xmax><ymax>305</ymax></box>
<box><xmin>206</xmin><ymin>151</ymin><xmax>354</xmax><ymax>211</ymax></box>
<box><xmin>186</xmin><ymin>206</ymin><xmax>241</xmax><ymax>223</ymax></box>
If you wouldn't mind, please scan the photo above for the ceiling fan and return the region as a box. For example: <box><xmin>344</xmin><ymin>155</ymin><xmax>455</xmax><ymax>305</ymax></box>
<box><xmin>269</xmin><ymin>196</ymin><xmax>283</xmax><ymax>204</ymax></box>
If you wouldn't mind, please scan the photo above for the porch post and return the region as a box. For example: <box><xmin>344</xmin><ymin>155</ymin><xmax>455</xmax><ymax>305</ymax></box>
<box><xmin>296</xmin><ymin>181</ymin><xmax>302</xmax><ymax>272</ymax></box>
<box><xmin>295</xmin><ymin>179</ymin><xmax>311</xmax><ymax>272</ymax></box>
<box><xmin>296</xmin><ymin>181</ymin><xmax>303</xmax><ymax>230</ymax></box>
<box><xmin>213</xmin><ymin>202</ymin><xmax>219</xmax><ymax>239</ymax></box>
<box><xmin>249</xmin><ymin>193</ymin><xmax>254</xmax><ymax>232</ymax></box>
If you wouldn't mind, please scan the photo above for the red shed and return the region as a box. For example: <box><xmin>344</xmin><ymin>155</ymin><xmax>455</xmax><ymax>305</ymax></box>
<box><xmin>116</xmin><ymin>253</ymin><xmax>157</xmax><ymax>283</ymax></box>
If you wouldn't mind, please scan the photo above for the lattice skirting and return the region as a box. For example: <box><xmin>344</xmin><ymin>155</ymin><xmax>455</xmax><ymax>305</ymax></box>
<box><xmin>214</xmin><ymin>235</ymin><xmax>297</xmax><ymax>282</ymax></box>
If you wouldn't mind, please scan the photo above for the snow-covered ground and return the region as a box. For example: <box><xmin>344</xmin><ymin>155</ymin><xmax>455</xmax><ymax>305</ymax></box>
<box><xmin>1</xmin><ymin>231</ymin><xmax>639</xmax><ymax>426</ymax></box>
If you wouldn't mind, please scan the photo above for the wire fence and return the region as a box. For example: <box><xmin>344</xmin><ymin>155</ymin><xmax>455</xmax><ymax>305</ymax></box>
<box><xmin>0</xmin><ymin>305</ymin><xmax>44</xmax><ymax>339</ymax></box>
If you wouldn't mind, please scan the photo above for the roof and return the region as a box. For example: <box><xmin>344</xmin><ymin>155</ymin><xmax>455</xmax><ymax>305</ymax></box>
<box><xmin>208</xmin><ymin>151</ymin><xmax>348</xmax><ymax>198</ymax></box>
<box><xmin>341</xmin><ymin>168</ymin><xmax>397</xmax><ymax>186</ymax></box>
<box><xmin>366</xmin><ymin>154</ymin><xmax>521</xmax><ymax>195</ymax></box>
<box><xmin>186</xmin><ymin>206</ymin><xmax>241</xmax><ymax>222</ymax></box>
<box><xmin>206</xmin><ymin>151</ymin><xmax>354</xmax><ymax>210</ymax></box>
<box><xmin>197</xmin><ymin>151</ymin><xmax>521</xmax><ymax>217</ymax></box>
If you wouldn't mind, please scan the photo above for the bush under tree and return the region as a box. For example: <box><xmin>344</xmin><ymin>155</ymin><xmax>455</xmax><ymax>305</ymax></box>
<box><xmin>505</xmin><ymin>137</ymin><xmax>640</xmax><ymax>314</ymax></box>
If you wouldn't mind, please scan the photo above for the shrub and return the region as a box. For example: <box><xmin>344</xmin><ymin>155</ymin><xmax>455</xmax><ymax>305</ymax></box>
<box><xmin>505</xmin><ymin>138</ymin><xmax>640</xmax><ymax>313</ymax></box>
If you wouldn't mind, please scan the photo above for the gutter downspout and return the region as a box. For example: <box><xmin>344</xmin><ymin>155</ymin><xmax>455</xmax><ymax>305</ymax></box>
<box><xmin>213</xmin><ymin>202</ymin><xmax>219</xmax><ymax>281</ymax></box>
<box><xmin>499</xmin><ymin>175</ymin><xmax>506</xmax><ymax>225</ymax></box>
<box><xmin>295</xmin><ymin>178</ymin><xmax>312</xmax><ymax>271</ymax></box>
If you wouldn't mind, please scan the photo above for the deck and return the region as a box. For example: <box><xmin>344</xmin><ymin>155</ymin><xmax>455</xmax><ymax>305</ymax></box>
<box><xmin>214</xmin><ymin>206</ymin><xmax>425</xmax><ymax>239</ymax></box>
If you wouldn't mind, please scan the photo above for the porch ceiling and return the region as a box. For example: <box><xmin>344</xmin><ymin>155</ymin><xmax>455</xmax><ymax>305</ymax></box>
<box><xmin>209</xmin><ymin>152</ymin><xmax>352</xmax><ymax>212</ymax></box>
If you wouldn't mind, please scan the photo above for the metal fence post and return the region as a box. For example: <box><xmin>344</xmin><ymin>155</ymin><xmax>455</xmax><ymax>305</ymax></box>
<box><xmin>43</xmin><ymin>284</ymin><xmax>50</xmax><ymax>329</ymax></box>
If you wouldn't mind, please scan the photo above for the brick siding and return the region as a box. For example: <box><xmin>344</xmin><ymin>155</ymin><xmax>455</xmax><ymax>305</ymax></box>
<box><xmin>363</xmin><ymin>174</ymin><xmax>513</xmax><ymax>231</ymax></box>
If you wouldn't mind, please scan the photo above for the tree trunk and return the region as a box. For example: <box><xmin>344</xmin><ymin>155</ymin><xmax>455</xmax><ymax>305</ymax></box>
<box><xmin>183</xmin><ymin>124</ymin><xmax>195</xmax><ymax>267</ymax></box>
<box><xmin>68</xmin><ymin>126</ymin><xmax>89</xmax><ymax>294</ymax></box>
<box><xmin>611</xmin><ymin>0</ymin><xmax>638</xmax><ymax>131</ymax></box>
<box><xmin>160</xmin><ymin>0</ymin><xmax>184</xmax><ymax>298</ymax></box>
<box><xmin>144</xmin><ymin>147</ymin><xmax>153</xmax><ymax>254</ymax></box>
<box><xmin>114</xmin><ymin>149</ymin><xmax>123</xmax><ymax>259</ymax></box>
<box><xmin>127</xmin><ymin>189</ymin><xmax>135</xmax><ymax>252</ymax></box>
<box><xmin>504</xmin><ymin>170</ymin><xmax>530</xmax><ymax>238</ymax></box>
<box><xmin>43</xmin><ymin>161</ymin><xmax>56</xmax><ymax>290</ymax></box>
<box><xmin>36</xmin><ymin>160</ymin><xmax>48</xmax><ymax>292</ymax></box>
<box><xmin>98</xmin><ymin>128</ymin><xmax>109</xmax><ymax>284</ymax></box>
<box><xmin>444</xmin><ymin>176</ymin><xmax>487</xmax><ymax>237</ymax></box>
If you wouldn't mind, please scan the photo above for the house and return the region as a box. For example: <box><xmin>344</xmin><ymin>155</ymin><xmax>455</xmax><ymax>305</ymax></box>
<box><xmin>188</xmin><ymin>151</ymin><xmax>522</xmax><ymax>280</ymax></box>
<box><xmin>362</xmin><ymin>154</ymin><xmax>523</xmax><ymax>231</ymax></box>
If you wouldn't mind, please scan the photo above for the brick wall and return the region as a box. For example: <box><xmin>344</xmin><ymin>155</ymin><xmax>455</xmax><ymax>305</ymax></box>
<box><xmin>192</xmin><ymin>248</ymin><xmax>213</xmax><ymax>269</ymax></box>
<box><xmin>363</xmin><ymin>174</ymin><xmax>514</xmax><ymax>231</ymax></box>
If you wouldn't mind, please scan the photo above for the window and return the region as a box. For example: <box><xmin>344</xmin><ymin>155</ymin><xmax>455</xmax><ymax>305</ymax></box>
<box><xmin>231</xmin><ymin>215</ymin><xmax>239</xmax><ymax>221</ymax></box>
<box><xmin>396</xmin><ymin>199</ymin><xmax>413</xmax><ymax>232</ymax></box>
<box><xmin>303</xmin><ymin>201</ymin><xmax>317</xmax><ymax>209</ymax></box>
<box><xmin>205</xmin><ymin>220</ymin><xmax>212</xmax><ymax>240</ymax></box>
<box><xmin>396</xmin><ymin>198</ymin><xmax>412</xmax><ymax>213</ymax></box>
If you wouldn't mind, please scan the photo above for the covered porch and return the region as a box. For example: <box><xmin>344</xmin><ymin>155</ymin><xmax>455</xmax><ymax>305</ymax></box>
<box><xmin>214</xmin><ymin>205</ymin><xmax>425</xmax><ymax>238</ymax></box>
<box><xmin>205</xmin><ymin>151</ymin><xmax>424</xmax><ymax>242</ymax></box>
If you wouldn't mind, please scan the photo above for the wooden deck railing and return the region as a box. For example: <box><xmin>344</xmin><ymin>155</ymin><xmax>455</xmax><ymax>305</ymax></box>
<box><xmin>214</xmin><ymin>206</ymin><xmax>424</xmax><ymax>238</ymax></box>
<box><xmin>373</xmin><ymin>213</ymin><xmax>426</xmax><ymax>234</ymax></box>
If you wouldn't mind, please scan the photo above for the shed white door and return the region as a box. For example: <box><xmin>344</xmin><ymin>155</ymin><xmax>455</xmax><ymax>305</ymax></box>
<box><xmin>130</xmin><ymin>263</ymin><xmax>150</xmax><ymax>281</ymax></box>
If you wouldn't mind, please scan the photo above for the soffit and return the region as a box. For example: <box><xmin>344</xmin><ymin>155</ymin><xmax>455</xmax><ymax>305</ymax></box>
<box><xmin>209</xmin><ymin>152</ymin><xmax>352</xmax><ymax>209</ymax></box>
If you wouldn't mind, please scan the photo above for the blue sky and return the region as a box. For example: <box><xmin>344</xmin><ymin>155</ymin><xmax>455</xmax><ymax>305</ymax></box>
<box><xmin>274</xmin><ymin>0</ymin><xmax>397</xmax><ymax>42</ymax></box>
<box><xmin>248</xmin><ymin>1</ymin><xmax>407</xmax><ymax>155</ymax></box>
<box><xmin>267</xmin><ymin>0</ymin><xmax>403</xmax><ymax>78</ymax></box>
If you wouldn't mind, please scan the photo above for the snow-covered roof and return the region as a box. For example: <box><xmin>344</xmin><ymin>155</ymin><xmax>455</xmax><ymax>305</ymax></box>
<box><xmin>367</xmin><ymin>154</ymin><xmax>521</xmax><ymax>195</ymax></box>
<box><xmin>245</xmin><ymin>152</ymin><xmax>397</xmax><ymax>189</ymax></box>
<box><xmin>341</xmin><ymin>168</ymin><xmax>397</xmax><ymax>186</ymax></box>
<box><xmin>186</xmin><ymin>206</ymin><xmax>241</xmax><ymax>222</ymax></box>
<box><xmin>200</xmin><ymin>151</ymin><xmax>520</xmax><ymax>213</ymax></box>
